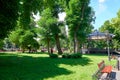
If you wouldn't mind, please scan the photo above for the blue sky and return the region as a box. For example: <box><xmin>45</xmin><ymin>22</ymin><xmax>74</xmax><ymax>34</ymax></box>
<box><xmin>90</xmin><ymin>0</ymin><xmax>120</xmax><ymax>30</ymax></box>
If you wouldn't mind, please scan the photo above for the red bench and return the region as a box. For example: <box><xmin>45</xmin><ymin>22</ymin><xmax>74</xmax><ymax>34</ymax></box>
<box><xmin>98</xmin><ymin>60</ymin><xmax>112</xmax><ymax>73</ymax></box>
<box><xmin>92</xmin><ymin>60</ymin><xmax>112</xmax><ymax>80</ymax></box>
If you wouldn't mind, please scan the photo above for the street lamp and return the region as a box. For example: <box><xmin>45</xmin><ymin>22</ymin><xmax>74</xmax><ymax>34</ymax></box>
<box><xmin>105</xmin><ymin>30</ymin><xmax>111</xmax><ymax>61</ymax></box>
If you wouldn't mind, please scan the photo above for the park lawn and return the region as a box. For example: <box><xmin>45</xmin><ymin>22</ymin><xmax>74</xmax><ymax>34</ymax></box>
<box><xmin>0</xmin><ymin>52</ymin><xmax>116</xmax><ymax>80</ymax></box>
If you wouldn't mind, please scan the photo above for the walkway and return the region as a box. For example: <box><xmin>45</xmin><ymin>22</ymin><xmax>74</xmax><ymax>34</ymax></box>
<box><xmin>109</xmin><ymin>70</ymin><xmax>120</xmax><ymax>80</ymax></box>
<box><xmin>109</xmin><ymin>56</ymin><xmax>120</xmax><ymax>80</ymax></box>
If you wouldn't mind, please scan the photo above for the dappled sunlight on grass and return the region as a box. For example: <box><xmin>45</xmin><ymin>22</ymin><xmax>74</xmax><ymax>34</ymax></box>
<box><xmin>0</xmin><ymin>52</ymin><xmax>116</xmax><ymax>80</ymax></box>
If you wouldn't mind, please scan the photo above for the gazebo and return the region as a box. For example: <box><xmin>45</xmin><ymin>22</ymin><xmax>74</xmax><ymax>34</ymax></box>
<box><xmin>88</xmin><ymin>30</ymin><xmax>115</xmax><ymax>61</ymax></box>
<box><xmin>88</xmin><ymin>30</ymin><xmax>115</xmax><ymax>40</ymax></box>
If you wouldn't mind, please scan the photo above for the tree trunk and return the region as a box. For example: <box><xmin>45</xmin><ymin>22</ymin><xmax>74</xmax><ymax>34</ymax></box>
<box><xmin>76</xmin><ymin>41</ymin><xmax>80</xmax><ymax>53</ymax></box>
<box><xmin>73</xmin><ymin>2</ymin><xmax>85</xmax><ymax>53</ymax></box>
<box><xmin>74</xmin><ymin>31</ymin><xmax>80</xmax><ymax>53</ymax></box>
<box><xmin>74</xmin><ymin>32</ymin><xmax>77</xmax><ymax>53</ymax></box>
<box><xmin>47</xmin><ymin>38</ymin><xmax>50</xmax><ymax>54</ymax></box>
<box><xmin>74</xmin><ymin>30</ymin><xmax>80</xmax><ymax>53</ymax></box>
<box><xmin>55</xmin><ymin>34</ymin><xmax>63</xmax><ymax>55</ymax></box>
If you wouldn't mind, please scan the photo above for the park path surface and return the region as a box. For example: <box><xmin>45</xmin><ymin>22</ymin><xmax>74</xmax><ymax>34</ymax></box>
<box><xmin>109</xmin><ymin>56</ymin><xmax>120</xmax><ymax>80</ymax></box>
<box><xmin>109</xmin><ymin>70</ymin><xmax>120</xmax><ymax>80</ymax></box>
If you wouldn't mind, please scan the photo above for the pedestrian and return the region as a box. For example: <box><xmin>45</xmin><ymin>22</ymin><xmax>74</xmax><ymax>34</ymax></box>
<box><xmin>51</xmin><ymin>48</ymin><xmax>53</xmax><ymax>54</ymax></box>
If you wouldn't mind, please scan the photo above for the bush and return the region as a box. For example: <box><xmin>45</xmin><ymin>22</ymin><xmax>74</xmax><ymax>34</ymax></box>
<box><xmin>71</xmin><ymin>53</ymin><xmax>82</xmax><ymax>58</ymax></box>
<box><xmin>62</xmin><ymin>53</ymin><xmax>82</xmax><ymax>59</ymax></box>
<box><xmin>62</xmin><ymin>53</ymin><xmax>71</xmax><ymax>58</ymax></box>
<box><xmin>49</xmin><ymin>54</ymin><xmax>58</xmax><ymax>58</ymax></box>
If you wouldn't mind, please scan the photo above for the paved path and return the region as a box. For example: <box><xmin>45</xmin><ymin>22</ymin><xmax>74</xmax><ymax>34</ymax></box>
<box><xmin>109</xmin><ymin>57</ymin><xmax>120</xmax><ymax>80</ymax></box>
<box><xmin>110</xmin><ymin>70</ymin><xmax>120</xmax><ymax>80</ymax></box>
<box><xmin>115</xmin><ymin>71</ymin><xmax>120</xmax><ymax>80</ymax></box>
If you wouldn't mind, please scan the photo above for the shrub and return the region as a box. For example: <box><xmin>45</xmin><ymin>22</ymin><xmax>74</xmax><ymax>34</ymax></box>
<box><xmin>49</xmin><ymin>54</ymin><xmax>58</xmax><ymax>58</ymax></box>
<box><xmin>62</xmin><ymin>53</ymin><xmax>82</xmax><ymax>59</ymax></box>
<box><xmin>71</xmin><ymin>53</ymin><xmax>82</xmax><ymax>58</ymax></box>
<box><xmin>62</xmin><ymin>53</ymin><xmax>71</xmax><ymax>58</ymax></box>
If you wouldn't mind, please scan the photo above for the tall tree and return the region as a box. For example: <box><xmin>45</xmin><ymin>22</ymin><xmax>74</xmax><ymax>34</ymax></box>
<box><xmin>19</xmin><ymin>0</ymin><xmax>43</xmax><ymax>30</ymax></box>
<box><xmin>99</xmin><ymin>20</ymin><xmax>114</xmax><ymax>33</ymax></box>
<box><xmin>38</xmin><ymin>8</ymin><xmax>57</xmax><ymax>53</ymax></box>
<box><xmin>0</xmin><ymin>0</ymin><xmax>19</xmax><ymax>39</ymax></box>
<box><xmin>66</xmin><ymin>0</ymin><xmax>94</xmax><ymax>53</ymax></box>
<box><xmin>9</xmin><ymin>17</ymin><xmax>39</xmax><ymax>53</ymax></box>
<box><xmin>99</xmin><ymin>9</ymin><xmax>120</xmax><ymax>50</ymax></box>
<box><xmin>39</xmin><ymin>0</ymin><xmax>64</xmax><ymax>54</ymax></box>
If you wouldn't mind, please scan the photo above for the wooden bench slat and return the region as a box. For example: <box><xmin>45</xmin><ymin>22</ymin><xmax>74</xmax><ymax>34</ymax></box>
<box><xmin>100</xmin><ymin>73</ymin><xmax>108</xmax><ymax>80</ymax></box>
<box><xmin>101</xmin><ymin>66</ymin><xmax>112</xmax><ymax>73</ymax></box>
<box><xmin>92</xmin><ymin>60</ymin><xmax>112</xmax><ymax>80</ymax></box>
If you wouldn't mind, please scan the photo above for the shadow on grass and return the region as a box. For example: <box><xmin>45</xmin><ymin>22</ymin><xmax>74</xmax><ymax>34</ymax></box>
<box><xmin>84</xmin><ymin>53</ymin><xmax>108</xmax><ymax>56</ymax></box>
<box><xmin>0</xmin><ymin>53</ymin><xmax>92</xmax><ymax>80</ymax></box>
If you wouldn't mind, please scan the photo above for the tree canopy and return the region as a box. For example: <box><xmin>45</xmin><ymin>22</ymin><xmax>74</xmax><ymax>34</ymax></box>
<box><xmin>1</xmin><ymin>0</ymin><xmax>96</xmax><ymax>54</ymax></box>
<box><xmin>0</xmin><ymin>0</ymin><xmax>19</xmax><ymax>39</ymax></box>
<box><xmin>99</xmin><ymin>9</ymin><xmax>120</xmax><ymax>49</ymax></box>
<box><xmin>65</xmin><ymin>0</ymin><xmax>94</xmax><ymax>53</ymax></box>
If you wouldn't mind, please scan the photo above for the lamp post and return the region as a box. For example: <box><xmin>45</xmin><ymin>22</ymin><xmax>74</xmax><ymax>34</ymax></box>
<box><xmin>106</xmin><ymin>30</ymin><xmax>111</xmax><ymax>61</ymax></box>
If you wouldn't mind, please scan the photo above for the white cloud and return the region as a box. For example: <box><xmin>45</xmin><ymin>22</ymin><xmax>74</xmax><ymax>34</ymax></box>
<box><xmin>96</xmin><ymin>0</ymin><xmax>107</xmax><ymax>15</ymax></box>
<box><xmin>98</xmin><ymin>4</ymin><xmax>107</xmax><ymax>14</ymax></box>
<box><xmin>99</xmin><ymin>0</ymin><xmax>106</xmax><ymax>3</ymax></box>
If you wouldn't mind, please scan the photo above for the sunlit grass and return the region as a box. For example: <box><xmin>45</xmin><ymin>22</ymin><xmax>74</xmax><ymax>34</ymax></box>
<box><xmin>0</xmin><ymin>52</ymin><xmax>116</xmax><ymax>80</ymax></box>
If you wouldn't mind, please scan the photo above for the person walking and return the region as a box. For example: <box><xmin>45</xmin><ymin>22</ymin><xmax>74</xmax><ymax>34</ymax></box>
<box><xmin>51</xmin><ymin>48</ymin><xmax>53</xmax><ymax>54</ymax></box>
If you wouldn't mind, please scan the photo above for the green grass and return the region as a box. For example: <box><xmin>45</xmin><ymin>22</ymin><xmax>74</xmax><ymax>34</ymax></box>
<box><xmin>0</xmin><ymin>52</ymin><xmax>116</xmax><ymax>80</ymax></box>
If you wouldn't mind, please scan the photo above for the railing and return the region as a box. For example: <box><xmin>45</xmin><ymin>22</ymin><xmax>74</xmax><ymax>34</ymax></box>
<box><xmin>88</xmin><ymin>48</ymin><xmax>114</xmax><ymax>54</ymax></box>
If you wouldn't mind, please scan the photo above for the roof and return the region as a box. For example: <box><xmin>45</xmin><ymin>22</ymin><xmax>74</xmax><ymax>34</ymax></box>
<box><xmin>88</xmin><ymin>30</ymin><xmax>115</xmax><ymax>40</ymax></box>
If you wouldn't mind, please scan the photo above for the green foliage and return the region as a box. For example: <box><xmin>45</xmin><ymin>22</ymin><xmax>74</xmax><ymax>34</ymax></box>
<box><xmin>38</xmin><ymin>8</ymin><xmax>57</xmax><ymax>53</ymax></box>
<box><xmin>19</xmin><ymin>0</ymin><xmax>43</xmax><ymax>29</ymax></box>
<box><xmin>62</xmin><ymin>53</ymin><xmax>71</xmax><ymax>58</ymax></box>
<box><xmin>3</xmin><ymin>38</ymin><xmax>13</xmax><ymax>49</ymax></box>
<box><xmin>62</xmin><ymin>53</ymin><xmax>82</xmax><ymax>59</ymax></box>
<box><xmin>99</xmin><ymin>20</ymin><xmax>115</xmax><ymax>33</ymax></box>
<box><xmin>38</xmin><ymin>8</ymin><xmax>63</xmax><ymax>54</ymax></box>
<box><xmin>0</xmin><ymin>0</ymin><xmax>19</xmax><ymax>39</ymax></box>
<box><xmin>0</xmin><ymin>0</ymin><xmax>43</xmax><ymax>39</ymax></box>
<box><xmin>99</xmin><ymin>9</ymin><xmax>120</xmax><ymax>49</ymax></box>
<box><xmin>49</xmin><ymin>54</ymin><xmax>58</xmax><ymax>58</ymax></box>
<box><xmin>1</xmin><ymin>0</ymin><xmax>95</xmax><ymax>54</ymax></box>
<box><xmin>9</xmin><ymin>27</ymin><xmax>39</xmax><ymax>52</ymax></box>
<box><xmin>0</xmin><ymin>40</ymin><xmax>4</xmax><ymax>49</ymax></box>
<box><xmin>19</xmin><ymin>30</ymin><xmax>38</xmax><ymax>49</ymax></box>
<box><xmin>66</xmin><ymin>0</ymin><xmax>94</xmax><ymax>39</ymax></box>
<box><xmin>65</xmin><ymin>0</ymin><xmax>94</xmax><ymax>52</ymax></box>
<box><xmin>9</xmin><ymin>28</ymin><xmax>24</xmax><ymax>45</ymax></box>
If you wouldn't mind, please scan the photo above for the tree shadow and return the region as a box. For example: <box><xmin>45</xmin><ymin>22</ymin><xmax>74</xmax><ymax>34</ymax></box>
<box><xmin>84</xmin><ymin>53</ymin><xmax>108</xmax><ymax>57</ymax></box>
<box><xmin>57</xmin><ymin>57</ymin><xmax>92</xmax><ymax>66</ymax></box>
<box><xmin>0</xmin><ymin>53</ymin><xmax>92</xmax><ymax>80</ymax></box>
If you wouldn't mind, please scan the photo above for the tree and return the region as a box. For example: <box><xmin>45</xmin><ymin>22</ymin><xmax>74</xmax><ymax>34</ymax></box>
<box><xmin>38</xmin><ymin>8</ymin><xmax>64</xmax><ymax>54</ymax></box>
<box><xmin>99</xmin><ymin>20</ymin><xmax>115</xmax><ymax>33</ymax></box>
<box><xmin>38</xmin><ymin>8</ymin><xmax>56</xmax><ymax>53</ymax></box>
<box><xmin>99</xmin><ymin>9</ymin><xmax>120</xmax><ymax>50</ymax></box>
<box><xmin>19</xmin><ymin>30</ymin><xmax>39</xmax><ymax>53</ymax></box>
<box><xmin>19</xmin><ymin>0</ymin><xmax>43</xmax><ymax>29</ymax></box>
<box><xmin>9</xmin><ymin>28</ymin><xmax>24</xmax><ymax>46</ymax></box>
<box><xmin>47</xmin><ymin>1</ymin><xmax>64</xmax><ymax>54</ymax></box>
<box><xmin>38</xmin><ymin>0</ymin><xmax>65</xmax><ymax>54</ymax></box>
<box><xmin>0</xmin><ymin>0</ymin><xmax>19</xmax><ymax>39</ymax></box>
<box><xmin>9</xmin><ymin>18</ymin><xmax>39</xmax><ymax>53</ymax></box>
<box><xmin>65</xmin><ymin>0</ymin><xmax>94</xmax><ymax>53</ymax></box>
<box><xmin>0</xmin><ymin>40</ymin><xmax>4</xmax><ymax>49</ymax></box>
